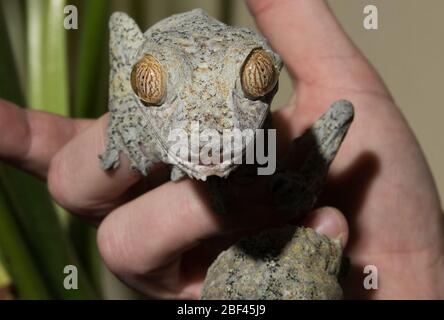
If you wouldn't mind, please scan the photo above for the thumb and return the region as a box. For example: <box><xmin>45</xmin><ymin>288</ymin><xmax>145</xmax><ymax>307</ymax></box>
<box><xmin>302</xmin><ymin>206</ymin><xmax>349</xmax><ymax>248</ymax></box>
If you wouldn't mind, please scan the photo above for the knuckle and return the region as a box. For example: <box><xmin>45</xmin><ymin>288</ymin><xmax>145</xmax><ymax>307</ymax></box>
<box><xmin>97</xmin><ymin>213</ymin><xmax>137</xmax><ymax>276</ymax></box>
<box><xmin>47</xmin><ymin>152</ymin><xmax>72</xmax><ymax>209</ymax></box>
<box><xmin>97</xmin><ymin>216</ymin><xmax>125</xmax><ymax>274</ymax></box>
<box><xmin>47</xmin><ymin>151</ymin><xmax>97</xmax><ymax>214</ymax></box>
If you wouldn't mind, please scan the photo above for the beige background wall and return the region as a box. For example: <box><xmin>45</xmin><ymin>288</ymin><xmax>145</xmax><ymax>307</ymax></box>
<box><xmin>329</xmin><ymin>0</ymin><xmax>444</xmax><ymax>205</ymax></box>
<box><xmin>113</xmin><ymin>0</ymin><xmax>444</xmax><ymax>203</ymax></box>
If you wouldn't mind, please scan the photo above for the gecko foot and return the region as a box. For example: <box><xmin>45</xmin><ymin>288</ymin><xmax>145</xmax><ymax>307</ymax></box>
<box><xmin>269</xmin><ymin>99</ymin><xmax>354</xmax><ymax>218</ymax></box>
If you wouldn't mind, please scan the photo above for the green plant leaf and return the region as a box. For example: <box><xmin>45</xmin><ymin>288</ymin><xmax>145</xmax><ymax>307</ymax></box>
<box><xmin>0</xmin><ymin>2</ymin><xmax>50</xmax><ymax>300</ymax></box>
<box><xmin>44</xmin><ymin>0</ymin><xmax>69</xmax><ymax>114</ymax></box>
<box><xmin>1</xmin><ymin>166</ymin><xmax>97</xmax><ymax>299</ymax></box>
<box><xmin>0</xmin><ymin>0</ymin><xmax>26</xmax><ymax>96</ymax></box>
<box><xmin>26</xmin><ymin>0</ymin><xmax>46</xmax><ymax>109</ymax></box>
<box><xmin>26</xmin><ymin>0</ymin><xmax>69</xmax><ymax>115</ymax></box>
<box><xmin>73</xmin><ymin>0</ymin><xmax>110</xmax><ymax>118</ymax></box>
<box><xmin>0</xmin><ymin>5</ymin><xmax>25</xmax><ymax>106</ymax></box>
<box><xmin>0</xmin><ymin>178</ymin><xmax>50</xmax><ymax>299</ymax></box>
<box><xmin>0</xmin><ymin>257</ymin><xmax>11</xmax><ymax>293</ymax></box>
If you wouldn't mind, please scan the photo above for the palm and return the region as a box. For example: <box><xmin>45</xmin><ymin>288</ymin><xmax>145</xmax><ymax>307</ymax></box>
<box><xmin>277</xmin><ymin>71</ymin><xmax>443</xmax><ymax>299</ymax></box>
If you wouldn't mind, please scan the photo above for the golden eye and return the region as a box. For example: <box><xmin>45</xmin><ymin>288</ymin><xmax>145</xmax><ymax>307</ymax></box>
<box><xmin>131</xmin><ymin>54</ymin><xmax>166</xmax><ymax>106</ymax></box>
<box><xmin>241</xmin><ymin>48</ymin><xmax>278</xmax><ymax>99</ymax></box>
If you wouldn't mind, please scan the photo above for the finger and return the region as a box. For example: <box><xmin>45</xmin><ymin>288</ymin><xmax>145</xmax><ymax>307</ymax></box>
<box><xmin>48</xmin><ymin>114</ymin><xmax>152</xmax><ymax>214</ymax></box>
<box><xmin>96</xmin><ymin>179</ymin><xmax>225</xmax><ymax>296</ymax></box>
<box><xmin>302</xmin><ymin>206</ymin><xmax>349</xmax><ymax>247</ymax></box>
<box><xmin>246</xmin><ymin>0</ymin><xmax>386</xmax><ymax>93</ymax></box>
<box><xmin>0</xmin><ymin>99</ymin><xmax>92</xmax><ymax>178</ymax></box>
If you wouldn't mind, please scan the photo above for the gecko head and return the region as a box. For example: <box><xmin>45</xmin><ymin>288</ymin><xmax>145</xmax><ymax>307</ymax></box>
<box><xmin>128</xmin><ymin>11</ymin><xmax>282</xmax><ymax>180</ymax></box>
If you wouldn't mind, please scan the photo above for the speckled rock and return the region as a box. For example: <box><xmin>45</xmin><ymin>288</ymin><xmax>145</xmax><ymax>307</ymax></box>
<box><xmin>201</xmin><ymin>226</ymin><xmax>344</xmax><ymax>300</ymax></box>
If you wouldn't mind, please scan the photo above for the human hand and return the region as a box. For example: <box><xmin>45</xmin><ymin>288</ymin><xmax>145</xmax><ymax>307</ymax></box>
<box><xmin>0</xmin><ymin>0</ymin><xmax>442</xmax><ymax>300</ymax></box>
<box><xmin>0</xmin><ymin>97</ymin><xmax>349</xmax><ymax>298</ymax></box>
<box><xmin>246</xmin><ymin>0</ymin><xmax>444</xmax><ymax>298</ymax></box>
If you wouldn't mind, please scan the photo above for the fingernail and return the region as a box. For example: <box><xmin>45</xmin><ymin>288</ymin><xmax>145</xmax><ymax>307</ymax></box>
<box><xmin>312</xmin><ymin>208</ymin><xmax>345</xmax><ymax>244</ymax></box>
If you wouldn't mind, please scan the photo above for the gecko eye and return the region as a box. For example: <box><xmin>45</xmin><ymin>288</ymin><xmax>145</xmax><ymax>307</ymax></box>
<box><xmin>131</xmin><ymin>54</ymin><xmax>166</xmax><ymax>106</ymax></box>
<box><xmin>241</xmin><ymin>48</ymin><xmax>278</xmax><ymax>100</ymax></box>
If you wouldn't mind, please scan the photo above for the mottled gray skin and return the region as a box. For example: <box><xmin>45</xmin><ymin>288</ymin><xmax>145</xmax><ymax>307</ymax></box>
<box><xmin>201</xmin><ymin>226</ymin><xmax>344</xmax><ymax>300</ymax></box>
<box><xmin>100</xmin><ymin>9</ymin><xmax>282</xmax><ymax>180</ymax></box>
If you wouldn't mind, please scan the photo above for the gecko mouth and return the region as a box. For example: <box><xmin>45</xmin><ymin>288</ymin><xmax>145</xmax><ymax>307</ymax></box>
<box><xmin>138</xmin><ymin>95</ymin><xmax>271</xmax><ymax>180</ymax></box>
<box><xmin>139</xmin><ymin>141</ymin><xmax>244</xmax><ymax>180</ymax></box>
<box><xmin>165</xmin><ymin>146</ymin><xmax>244</xmax><ymax>181</ymax></box>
